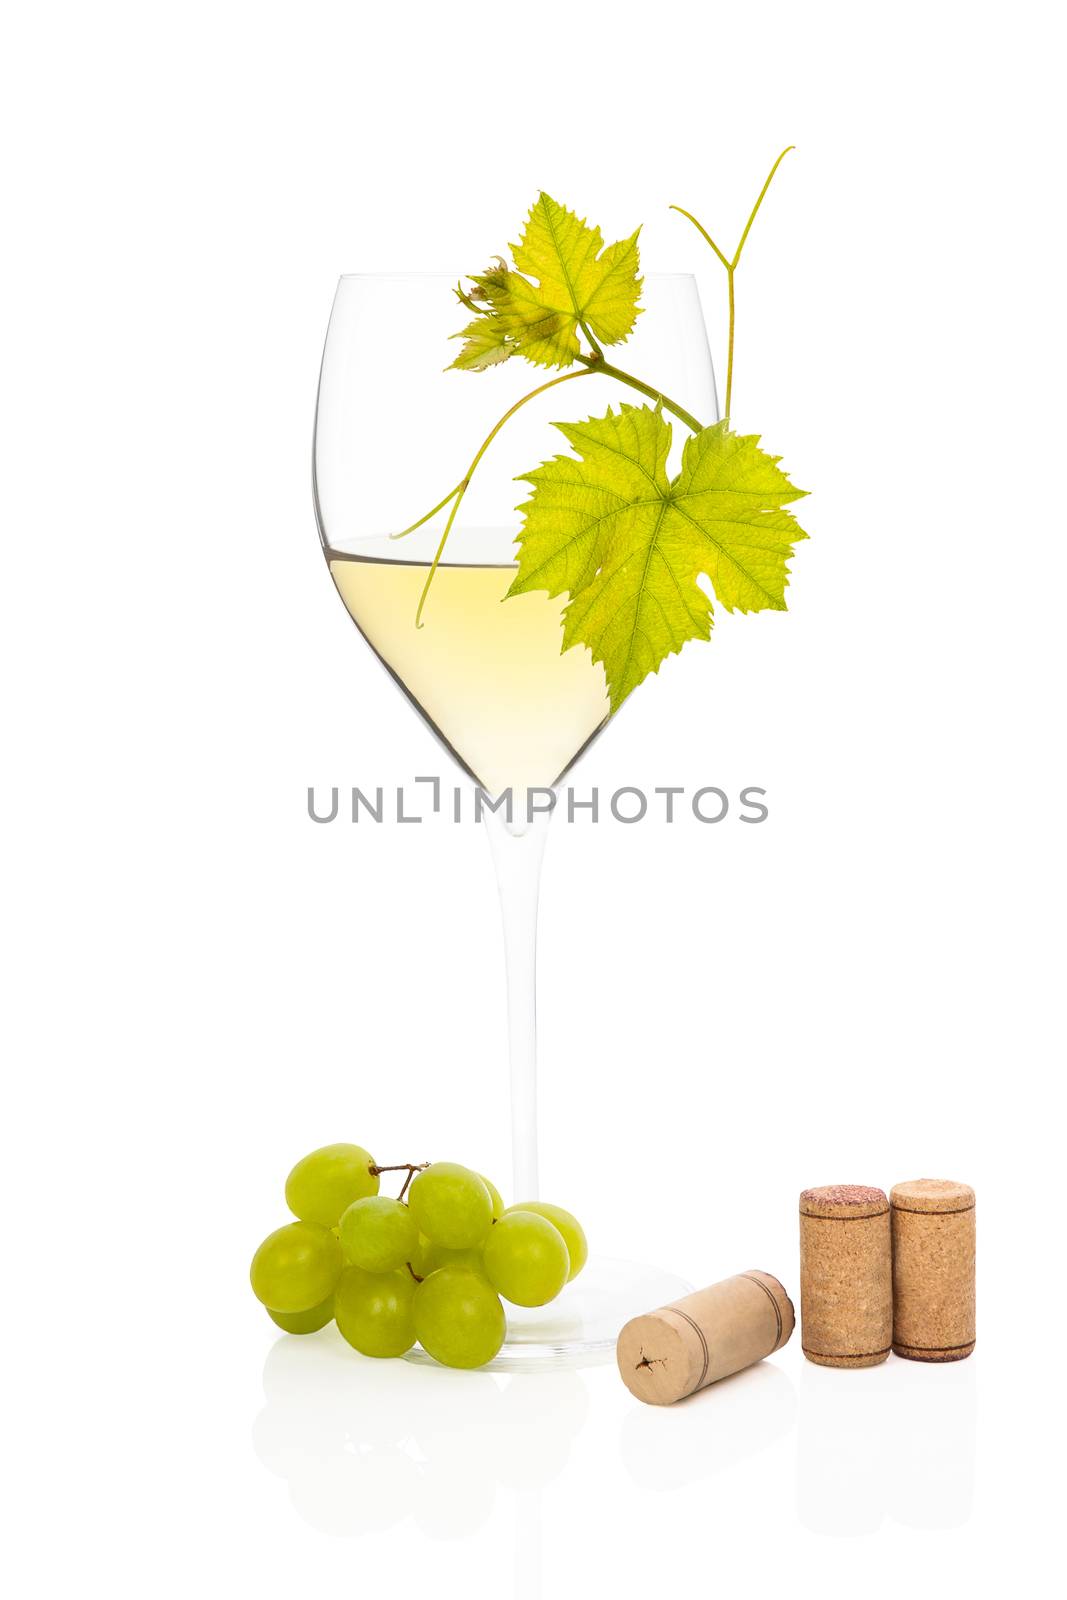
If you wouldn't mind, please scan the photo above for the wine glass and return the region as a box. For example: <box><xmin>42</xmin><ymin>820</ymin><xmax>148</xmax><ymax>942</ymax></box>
<box><xmin>313</xmin><ymin>273</ymin><xmax>718</xmax><ymax>1362</ymax></box>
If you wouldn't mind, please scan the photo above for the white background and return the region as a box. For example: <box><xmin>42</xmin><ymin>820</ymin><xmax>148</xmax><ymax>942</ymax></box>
<box><xmin>3</xmin><ymin>1</ymin><xmax>1064</xmax><ymax>1595</ymax></box>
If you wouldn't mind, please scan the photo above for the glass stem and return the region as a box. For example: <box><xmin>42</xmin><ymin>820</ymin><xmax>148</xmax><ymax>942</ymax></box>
<box><xmin>482</xmin><ymin>801</ymin><xmax>552</xmax><ymax>1200</ymax></box>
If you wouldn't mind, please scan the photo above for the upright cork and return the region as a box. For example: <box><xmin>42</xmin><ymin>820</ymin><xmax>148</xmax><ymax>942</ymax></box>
<box><xmin>800</xmin><ymin>1185</ymin><xmax>892</xmax><ymax>1367</ymax></box>
<box><xmin>891</xmin><ymin>1179</ymin><xmax>975</xmax><ymax>1362</ymax></box>
<box><xmin>617</xmin><ymin>1270</ymin><xmax>794</xmax><ymax>1405</ymax></box>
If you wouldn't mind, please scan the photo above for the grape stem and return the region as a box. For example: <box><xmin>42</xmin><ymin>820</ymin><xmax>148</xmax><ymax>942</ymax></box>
<box><xmin>370</xmin><ymin>1160</ymin><xmax>429</xmax><ymax>1202</ymax></box>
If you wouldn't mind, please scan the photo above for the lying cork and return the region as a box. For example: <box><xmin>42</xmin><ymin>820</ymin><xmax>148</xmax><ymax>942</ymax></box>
<box><xmin>617</xmin><ymin>1270</ymin><xmax>794</xmax><ymax>1405</ymax></box>
<box><xmin>799</xmin><ymin>1185</ymin><xmax>892</xmax><ymax>1367</ymax></box>
<box><xmin>891</xmin><ymin>1179</ymin><xmax>975</xmax><ymax>1362</ymax></box>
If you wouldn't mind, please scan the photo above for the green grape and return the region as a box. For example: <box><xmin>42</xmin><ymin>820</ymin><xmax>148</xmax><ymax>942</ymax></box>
<box><xmin>267</xmin><ymin>1296</ymin><xmax>334</xmax><ymax>1334</ymax></box>
<box><xmin>285</xmin><ymin>1143</ymin><xmax>379</xmax><ymax>1226</ymax></box>
<box><xmin>339</xmin><ymin>1195</ymin><xmax>418</xmax><ymax>1273</ymax></box>
<box><xmin>250</xmin><ymin>1221</ymin><xmax>342</xmax><ymax>1312</ymax></box>
<box><xmin>506</xmin><ymin>1201</ymin><xmax>588</xmax><ymax>1280</ymax></box>
<box><xmin>408</xmin><ymin>1163</ymin><xmax>492</xmax><ymax>1249</ymax></box>
<box><xmin>335</xmin><ymin>1266</ymin><xmax>416</xmax><ymax>1358</ymax></box>
<box><xmin>479</xmin><ymin>1174</ymin><xmax>505</xmax><ymax>1222</ymax></box>
<box><xmin>414</xmin><ymin>1267</ymin><xmax>505</xmax><ymax>1368</ymax></box>
<box><xmin>482</xmin><ymin>1211</ymin><xmax>569</xmax><ymax>1307</ymax></box>
<box><xmin>410</xmin><ymin>1232</ymin><xmax>436</xmax><ymax>1278</ymax></box>
<box><xmin>421</xmin><ymin>1241</ymin><xmax>486</xmax><ymax>1276</ymax></box>
<box><xmin>434</xmin><ymin>1245</ymin><xmax>486</xmax><ymax>1273</ymax></box>
<box><xmin>411</xmin><ymin>1232</ymin><xmax>484</xmax><ymax>1279</ymax></box>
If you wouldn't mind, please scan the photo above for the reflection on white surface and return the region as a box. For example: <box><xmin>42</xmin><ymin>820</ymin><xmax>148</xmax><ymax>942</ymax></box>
<box><xmin>252</xmin><ymin>1327</ymin><xmax>590</xmax><ymax>1541</ymax></box>
<box><xmin>405</xmin><ymin>1255</ymin><xmax>691</xmax><ymax>1368</ymax></box>
<box><xmin>621</xmin><ymin>1359</ymin><xmax>797</xmax><ymax>1489</ymax></box>
<box><xmin>797</xmin><ymin>1358</ymin><xmax>977</xmax><ymax>1535</ymax></box>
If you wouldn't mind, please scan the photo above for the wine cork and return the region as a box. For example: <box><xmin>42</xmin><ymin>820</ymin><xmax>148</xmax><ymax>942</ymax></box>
<box><xmin>616</xmin><ymin>1270</ymin><xmax>794</xmax><ymax>1405</ymax></box>
<box><xmin>800</xmin><ymin>1185</ymin><xmax>892</xmax><ymax>1367</ymax></box>
<box><xmin>890</xmin><ymin>1179</ymin><xmax>975</xmax><ymax>1362</ymax></box>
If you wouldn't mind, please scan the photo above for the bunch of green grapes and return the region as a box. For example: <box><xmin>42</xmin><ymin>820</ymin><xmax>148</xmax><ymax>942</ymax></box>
<box><xmin>249</xmin><ymin>1144</ymin><xmax>587</xmax><ymax>1370</ymax></box>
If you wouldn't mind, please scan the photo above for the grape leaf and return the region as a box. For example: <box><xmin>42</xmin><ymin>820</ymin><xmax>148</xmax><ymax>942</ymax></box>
<box><xmin>508</xmin><ymin>404</ymin><xmax>808</xmax><ymax>710</ymax></box>
<box><xmin>450</xmin><ymin>194</ymin><xmax>642</xmax><ymax>371</ymax></box>
<box><xmin>450</xmin><ymin>316</ymin><xmax>515</xmax><ymax>371</ymax></box>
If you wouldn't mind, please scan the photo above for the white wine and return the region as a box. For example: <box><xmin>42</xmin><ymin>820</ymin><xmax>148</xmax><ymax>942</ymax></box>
<box><xmin>328</xmin><ymin>553</ymin><xmax>610</xmax><ymax>798</ymax></box>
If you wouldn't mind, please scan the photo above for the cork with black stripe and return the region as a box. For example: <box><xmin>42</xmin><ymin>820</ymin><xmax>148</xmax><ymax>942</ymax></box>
<box><xmin>617</xmin><ymin>1270</ymin><xmax>794</xmax><ymax>1405</ymax></box>
<box><xmin>890</xmin><ymin>1179</ymin><xmax>975</xmax><ymax>1361</ymax></box>
<box><xmin>799</xmin><ymin>1185</ymin><xmax>892</xmax><ymax>1367</ymax></box>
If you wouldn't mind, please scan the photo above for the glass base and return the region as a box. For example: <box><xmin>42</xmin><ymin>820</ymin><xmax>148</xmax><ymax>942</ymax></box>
<box><xmin>403</xmin><ymin>1255</ymin><xmax>693</xmax><ymax>1371</ymax></box>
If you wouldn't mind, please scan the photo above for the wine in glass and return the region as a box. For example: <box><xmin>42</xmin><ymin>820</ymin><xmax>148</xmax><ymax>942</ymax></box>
<box><xmin>313</xmin><ymin>272</ymin><xmax>717</xmax><ymax>1360</ymax></box>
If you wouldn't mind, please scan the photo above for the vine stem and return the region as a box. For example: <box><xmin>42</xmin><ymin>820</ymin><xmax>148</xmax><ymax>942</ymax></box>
<box><xmin>393</xmin><ymin>483</ymin><xmax>464</xmax><ymax>541</ymax></box>
<box><xmin>578</xmin><ymin>317</ymin><xmax>604</xmax><ymax>361</ymax></box>
<box><xmin>671</xmin><ymin>145</ymin><xmax>794</xmax><ymax>424</ymax></box>
<box><xmin>575</xmin><ymin>353</ymin><xmax>703</xmax><ymax>433</ymax></box>
<box><xmin>726</xmin><ymin>269</ymin><xmax>736</xmax><ymax>421</ymax></box>
<box><xmin>409</xmin><ymin>368</ymin><xmax>593</xmax><ymax>628</ymax></box>
<box><xmin>398</xmin><ymin>354</ymin><xmax>705</xmax><ymax>621</ymax></box>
